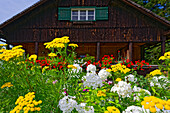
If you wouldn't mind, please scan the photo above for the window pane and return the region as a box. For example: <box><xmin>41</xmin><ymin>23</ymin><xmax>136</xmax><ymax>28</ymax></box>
<box><xmin>80</xmin><ymin>10</ymin><xmax>86</xmax><ymax>15</ymax></box>
<box><xmin>88</xmin><ymin>16</ymin><xmax>94</xmax><ymax>20</ymax></box>
<box><xmin>80</xmin><ymin>16</ymin><xmax>86</xmax><ymax>20</ymax></box>
<box><xmin>88</xmin><ymin>10</ymin><xmax>94</xmax><ymax>15</ymax></box>
<box><xmin>72</xmin><ymin>10</ymin><xmax>78</xmax><ymax>15</ymax></box>
<box><xmin>72</xmin><ymin>16</ymin><xmax>78</xmax><ymax>20</ymax></box>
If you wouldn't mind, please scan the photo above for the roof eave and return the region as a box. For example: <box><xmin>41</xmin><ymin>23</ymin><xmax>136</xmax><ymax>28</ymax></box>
<box><xmin>122</xmin><ymin>0</ymin><xmax>170</xmax><ymax>27</ymax></box>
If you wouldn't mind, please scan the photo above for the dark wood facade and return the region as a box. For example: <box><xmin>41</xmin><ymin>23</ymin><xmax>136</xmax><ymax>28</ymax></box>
<box><xmin>0</xmin><ymin>0</ymin><xmax>169</xmax><ymax>61</ymax></box>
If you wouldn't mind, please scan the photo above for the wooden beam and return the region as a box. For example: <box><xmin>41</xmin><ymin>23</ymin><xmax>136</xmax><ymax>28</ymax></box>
<box><xmin>161</xmin><ymin>36</ymin><xmax>166</xmax><ymax>56</ymax></box>
<box><xmin>96</xmin><ymin>42</ymin><xmax>100</xmax><ymax>61</ymax></box>
<box><xmin>141</xmin><ymin>45</ymin><xmax>144</xmax><ymax>60</ymax></box>
<box><xmin>35</xmin><ymin>41</ymin><xmax>39</xmax><ymax>56</ymax></box>
<box><xmin>129</xmin><ymin>42</ymin><xmax>133</xmax><ymax>61</ymax></box>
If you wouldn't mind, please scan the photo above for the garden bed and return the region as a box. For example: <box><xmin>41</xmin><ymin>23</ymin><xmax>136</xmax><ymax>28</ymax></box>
<box><xmin>0</xmin><ymin>37</ymin><xmax>169</xmax><ymax>113</ymax></box>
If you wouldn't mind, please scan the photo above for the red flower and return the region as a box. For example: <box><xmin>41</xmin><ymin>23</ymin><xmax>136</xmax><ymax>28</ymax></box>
<box><xmin>127</xmin><ymin>64</ymin><xmax>131</xmax><ymax>67</ymax></box>
<box><xmin>58</xmin><ymin>62</ymin><xmax>61</xmax><ymax>65</ymax></box>
<box><xmin>133</xmin><ymin>67</ymin><xmax>137</xmax><ymax>70</ymax></box>
<box><xmin>130</xmin><ymin>61</ymin><xmax>134</xmax><ymax>65</ymax></box>
<box><xmin>59</xmin><ymin>65</ymin><xmax>63</xmax><ymax>69</ymax></box>
<box><xmin>126</xmin><ymin>59</ymin><xmax>130</xmax><ymax>63</ymax></box>
<box><xmin>146</xmin><ymin>63</ymin><xmax>149</xmax><ymax>65</ymax></box>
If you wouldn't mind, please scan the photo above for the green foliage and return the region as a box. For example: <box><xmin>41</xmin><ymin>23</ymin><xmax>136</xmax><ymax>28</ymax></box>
<box><xmin>144</xmin><ymin>40</ymin><xmax>170</xmax><ymax>64</ymax></box>
<box><xmin>132</xmin><ymin>0</ymin><xmax>170</xmax><ymax>21</ymax></box>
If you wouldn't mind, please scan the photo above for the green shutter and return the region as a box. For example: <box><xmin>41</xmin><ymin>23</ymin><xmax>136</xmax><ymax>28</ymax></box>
<box><xmin>96</xmin><ymin>7</ymin><xmax>108</xmax><ymax>20</ymax></box>
<box><xmin>58</xmin><ymin>7</ymin><xmax>71</xmax><ymax>20</ymax></box>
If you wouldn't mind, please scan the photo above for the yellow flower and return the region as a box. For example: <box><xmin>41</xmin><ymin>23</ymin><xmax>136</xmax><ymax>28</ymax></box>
<box><xmin>0</xmin><ymin>48</ymin><xmax>6</xmax><ymax>52</ymax></box>
<box><xmin>144</xmin><ymin>97</ymin><xmax>151</xmax><ymax>102</ymax></box>
<box><xmin>38</xmin><ymin>100</ymin><xmax>42</xmax><ymax>104</ymax></box>
<box><xmin>30</xmin><ymin>108</ymin><xmax>35</xmax><ymax>111</ymax></box>
<box><xmin>115</xmin><ymin>78</ymin><xmax>121</xmax><ymax>82</ymax></box>
<box><xmin>48</xmin><ymin>53</ymin><xmax>57</xmax><ymax>57</ymax></box>
<box><xmin>42</xmin><ymin>66</ymin><xmax>49</xmax><ymax>73</ymax></box>
<box><xmin>104</xmin><ymin>111</ymin><xmax>109</xmax><ymax>113</ymax></box>
<box><xmin>149</xmin><ymin>69</ymin><xmax>162</xmax><ymax>76</ymax></box>
<box><xmin>106</xmin><ymin>106</ymin><xmax>120</xmax><ymax>113</ymax></box>
<box><xmin>111</xmin><ymin>63</ymin><xmax>131</xmax><ymax>74</ymax></box>
<box><xmin>69</xmin><ymin>43</ymin><xmax>78</xmax><ymax>47</ymax></box>
<box><xmin>97</xmin><ymin>90</ymin><xmax>106</xmax><ymax>97</ymax></box>
<box><xmin>164</xmin><ymin>52</ymin><xmax>170</xmax><ymax>56</ymax></box>
<box><xmin>144</xmin><ymin>104</ymin><xmax>150</xmax><ymax>109</ymax></box>
<box><xmin>159</xmin><ymin>56</ymin><xmax>166</xmax><ymax>60</ymax></box>
<box><xmin>158</xmin><ymin>100</ymin><xmax>166</xmax><ymax>105</ymax></box>
<box><xmin>166</xmin><ymin>100</ymin><xmax>170</xmax><ymax>105</ymax></box>
<box><xmin>149</xmin><ymin>102</ymin><xmax>155</xmax><ymax>107</ymax></box>
<box><xmin>29</xmin><ymin>54</ymin><xmax>37</xmax><ymax>61</ymax></box>
<box><xmin>106</xmin><ymin>69</ymin><xmax>112</xmax><ymax>72</ymax></box>
<box><xmin>11</xmin><ymin>92</ymin><xmax>42</xmax><ymax>113</ymax></box>
<box><xmin>35</xmin><ymin>107</ymin><xmax>41</xmax><ymax>111</ymax></box>
<box><xmin>156</xmin><ymin>104</ymin><xmax>163</xmax><ymax>109</ymax></box>
<box><xmin>0</xmin><ymin>44</ymin><xmax>7</xmax><ymax>46</ymax></box>
<box><xmin>141</xmin><ymin>101</ymin><xmax>146</xmax><ymax>105</ymax></box>
<box><xmin>149</xmin><ymin>107</ymin><xmax>156</xmax><ymax>113</ymax></box>
<box><xmin>67</xmin><ymin>65</ymin><xmax>77</xmax><ymax>69</ymax></box>
<box><xmin>164</xmin><ymin>105</ymin><xmax>170</xmax><ymax>110</ymax></box>
<box><xmin>12</xmin><ymin>45</ymin><xmax>23</xmax><ymax>50</ymax></box>
<box><xmin>62</xmin><ymin>36</ymin><xmax>70</xmax><ymax>43</ymax></box>
<box><xmin>30</xmin><ymin>104</ymin><xmax>34</xmax><ymax>107</ymax></box>
<box><xmin>107</xmin><ymin>106</ymin><xmax>113</xmax><ymax>112</ymax></box>
<box><xmin>1</xmin><ymin>82</ymin><xmax>13</xmax><ymax>89</ymax></box>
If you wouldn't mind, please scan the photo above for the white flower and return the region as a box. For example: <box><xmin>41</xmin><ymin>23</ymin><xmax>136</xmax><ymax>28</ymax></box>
<box><xmin>74</xmin><ymin>59</ymin><xmax>84</xmax><ymax>64</ymax></box>
<box><xmin>70</xmin><ymin>64</ymin><xmax>82</xmax><ymax>73</ymax></box>
<box><xmin>123</xmin><ymin>106</ymin><xmax>143</xmax><ymax>113</ymax></box>
<box><xmin>83</xmin><ymin>73</ymin><xmax>103</xmax><ymax>89</ymax></box>
<box><xmin>125</xmin><ymin>74</ymin><xmax>137</xmax><ymax>82</ymax></box>
<box><xmin>150</xmin><ymin>82</ymin><xmax>154</xmax><ymax>87</ymax></box>
<box><xmin>110</xmin><ymin>81</ymin><xmax>132</xmax><ymax>98</ymax></box>
<box><xmin>58</xmin><ymin>95</ymin><xmax>77</xmax><ymax>113</ymax></box>
<box><xmin>133</xmin><ymin>86</ymin><xmax>151</xmax><ymax>101</ymax></box>
<box><xmin>87</xmin><ymin>64</ymin><xmax>96</xmax><ymax>73</ymax></box>
<box><xmin>68</xmin><ymin>64</ymin><xmax>82</xmax><ymax>78</ymax></box>
<box><xmin>98</xmin><ymin>68</ymin><xmax>112</xmax><ymax>80</ymax></box>
<box><xmin>150</xmin><ymin>75</ymin><xmax>169</xmax><ymax>89</ymax></box>
<box><xmin>76</xmin><ymin>103</ymin><xmax>94</xmax><ymax>113</ymax></box>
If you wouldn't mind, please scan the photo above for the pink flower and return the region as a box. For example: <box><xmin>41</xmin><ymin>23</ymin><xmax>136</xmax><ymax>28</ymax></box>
<box><xmin>83</xmin><ymin>89</ymin><xmax>89</xmax><ymax>92</ymax></box>
<box><xmin>108</xmin><ymin>81</ymin><xmax>112</xmax><ymax>85</ymax></box>
<box><xmin>52</xmin><ymin>80</ymin><xmax>58</xmax><ymax>84</ymax></box>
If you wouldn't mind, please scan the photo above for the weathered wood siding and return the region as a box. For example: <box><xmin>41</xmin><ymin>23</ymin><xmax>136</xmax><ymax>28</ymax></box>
<box><xmin>2</xmin><ymin>0</ymin><xmax>167</xmax><ymax>43</ymax></box>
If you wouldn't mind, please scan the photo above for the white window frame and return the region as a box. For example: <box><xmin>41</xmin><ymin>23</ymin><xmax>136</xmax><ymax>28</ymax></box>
<box><xmin>71</xmin><ymin>8</ymin><xmax>95</xmax><ymax>21</ymax></box>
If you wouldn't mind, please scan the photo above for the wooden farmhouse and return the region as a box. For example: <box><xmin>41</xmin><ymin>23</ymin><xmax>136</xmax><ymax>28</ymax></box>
<box><xmin>0</xmin><ymin>0</ymin><xmax>169</xmax><ymax>61</ymax></box>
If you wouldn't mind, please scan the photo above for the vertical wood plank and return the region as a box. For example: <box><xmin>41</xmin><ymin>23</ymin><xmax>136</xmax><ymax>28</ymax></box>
<box><xmin>141</xmin><ymin>45</ymin><xmax>144</xmax><ymax>60</ymax></box>
<box><xmin>129</xmin><ymin>42</ymin><xmax>132</xmax><ymax>61</ymax></box>
<box><xmin>161</xmin><ymin>36</ymin><xmax>166</xmax><ymax>56</ymax></box>
<box><xmin>35</xmin><ymin>41</ymin><xmax>39</xmax><ymax>56</ymax></box>
<box><xmin>97</xmin><ymin>42</ymin><xmax>100</xmax><ymax>61</ymax></box>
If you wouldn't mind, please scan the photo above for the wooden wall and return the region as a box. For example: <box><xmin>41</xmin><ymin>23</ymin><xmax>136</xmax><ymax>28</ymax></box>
<box><xmin>11</xmin><ymin>42</ymin><xmax>144</xmax><ymax>61</ymax></box>
<box><xmin>2</xmin><ymin>0</ymin><xmax>169</xmax><ymax>61</ymax></box>
<box><xmin>2</xmin><ymin>0</ymin><xmax>167</xmax><ymax>43</ymax></box>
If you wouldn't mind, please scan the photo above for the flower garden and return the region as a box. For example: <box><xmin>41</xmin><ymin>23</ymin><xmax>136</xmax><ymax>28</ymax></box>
<box><xmin>0</xmin><ymin>36</ymin><xmax>169</xmax><ymax>113</ymax></box>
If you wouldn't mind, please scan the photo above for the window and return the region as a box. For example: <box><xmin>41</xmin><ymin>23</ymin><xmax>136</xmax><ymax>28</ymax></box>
<box><xmin>71</xmin><ymin>9</ymin><xmax>95</xmax><ymax>21</ymax></box>
<box><xmin>58</xmin><ymin>7</ymin><xmax>108</xmax><ymax>21</ymax></box>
